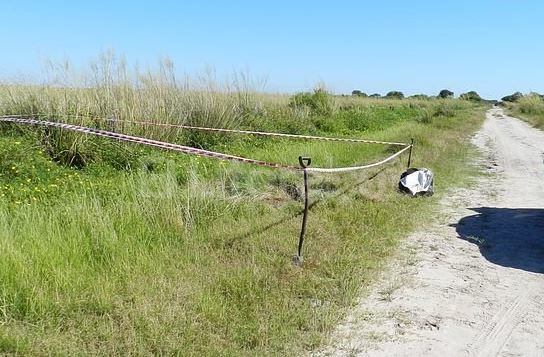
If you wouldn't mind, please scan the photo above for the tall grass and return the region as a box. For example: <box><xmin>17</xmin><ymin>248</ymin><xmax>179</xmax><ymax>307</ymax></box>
<box><xmin>0</xmin><ymin>55</ymin><xmax>487</xmax><ymax>354</ymax></box>
<box><xmin>0</xmin><ymin>55</ymin><xmax>474</xmax><ymax>169</ymax></box>
<box><xmin>507</xmin><ymin>94</ymin><xmax>544</xmax><ymax>129</ymax></box>
<box><xmin>0</xmin><ymin>52</ymin><xmax>473</xmax><ymax>130</ymax></box>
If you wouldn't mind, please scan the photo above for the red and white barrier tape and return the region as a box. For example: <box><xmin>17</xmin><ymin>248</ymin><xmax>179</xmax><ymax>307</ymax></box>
<box><xmin>0</xmin><ymin>117</ymin><xmax>298</xmax><ymax>170</ymax></box>
<box><xmin>305</xmin><ymin>145</ymin><xmax>411</xmax><ymax>173</ymax></box>
<box><xmin>12</xmin><ymin>113</ymin><xmax>407</xmax><ymax>146</ymax></box>
<box><xmin>100</xmin><ymin>118</ymin><xmax>409</xmax><ymax>146</ymax></box>
<box><xmin>0</xmin><ymin>116</ymin><xmax>411</xmax><ymax>173</ymax></box>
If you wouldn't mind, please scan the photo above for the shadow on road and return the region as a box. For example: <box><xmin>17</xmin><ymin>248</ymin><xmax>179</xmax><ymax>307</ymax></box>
<box><xmin>452</xmin><ymin>207</ymin><xmax>544</xmax><ymax>274</ymax></box>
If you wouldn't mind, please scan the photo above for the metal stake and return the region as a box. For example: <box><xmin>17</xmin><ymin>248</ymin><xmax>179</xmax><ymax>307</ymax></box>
<box><xmin>293</xmin><ymin>156</ymin><xmax>311</xmax><ymax>266</ymax></box>
<box><xmin>407</xmin><ymin>138</ymin><xmax>414</xmax><ymax>169</ymax></box>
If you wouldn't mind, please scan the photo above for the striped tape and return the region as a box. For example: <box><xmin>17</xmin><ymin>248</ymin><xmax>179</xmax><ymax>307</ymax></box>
<box><xmin>0</xmin><ymin>116</ymin><xmax>411</xmax><ymax>173</ymax></box>
<box><xmin>305</xmin><ymin>145</ymin><xmax>411</xmax><ymax>173</ymax></box>
<box><xmin>101</xmin><ymin>118</ymin><xmax>409</xmax><ymax>146</ymax></box>
<box><xmin>3</xmin><ymin>113</ymin><xmax>407</xmax><ymax>146</ymax></box>
<box><xmin>0</xmin><ymin>117</ymin><xmax>298</xmax><ymax>170</ymax></box>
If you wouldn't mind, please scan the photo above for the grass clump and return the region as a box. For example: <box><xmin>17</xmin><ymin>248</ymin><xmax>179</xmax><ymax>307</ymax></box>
<box><xmin>288</xmin><ymin>87</ymin><xmax>334</xmax><ymax>116</ymax></box>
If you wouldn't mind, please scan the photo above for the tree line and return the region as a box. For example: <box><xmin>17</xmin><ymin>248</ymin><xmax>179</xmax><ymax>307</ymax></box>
<box><xmin>350</xmin><ymin>89</ymin><xmax>544</xmax><ymax>103</ymax></box>
<box><xmin>350</xmin><ymin>89</ymin><xmax>482</xmax><ymax>101</ymax></box>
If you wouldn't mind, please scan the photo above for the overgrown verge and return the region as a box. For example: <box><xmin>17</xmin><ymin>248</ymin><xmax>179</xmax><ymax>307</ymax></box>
<box><xmin>503</xmin><ymin>94</ymin><xmax>544</xmax><ymax>129</ymax></box>
<box><xmin>0</xmin><ymin>66</ymin><xmax>486</xmax><ymax>354</ymax></box>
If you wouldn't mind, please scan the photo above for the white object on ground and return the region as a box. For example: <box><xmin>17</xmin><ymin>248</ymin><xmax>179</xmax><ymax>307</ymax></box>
<box><xmin>400</xmin><ymin>168</ymin><xmax>433</xmax><ymax>195</ymax></box>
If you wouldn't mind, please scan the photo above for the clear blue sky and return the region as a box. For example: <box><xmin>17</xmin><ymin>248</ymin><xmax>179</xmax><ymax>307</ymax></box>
<box><xmin>1</xmin><ymin>0</ymin><xmax>543</xmax><ymax>99</ymax></box>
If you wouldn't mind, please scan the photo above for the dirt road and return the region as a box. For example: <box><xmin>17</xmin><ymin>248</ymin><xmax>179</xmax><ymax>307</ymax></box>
<box><xmin>317</xmin><ymin>108</ymin><xmax>544</xmax><ymax>356</ymax></box>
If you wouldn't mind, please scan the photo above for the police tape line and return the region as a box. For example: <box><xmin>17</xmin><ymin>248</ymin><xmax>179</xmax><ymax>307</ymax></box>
<box><xmin>0</xmin><ymin>116</ymin><xmax>412</xmax><ymax>173</ymax></box>
<box><xmin>305</xmin><ymin>145</ymin><xmax>412</xmax><ymax>173</ymax></box>
<box><xmin>5</xmin><ymin>113</ymin><xmax>408</xmax><ymax>146</ymax></box>
<box><xmin>0</xmin><ymin>117</ymin><xmax>298</xmax><ymax>170</ymax></box>
<box><xmin>101</xmin><ymin>118</ymin><xmax>409</xmax><ymax>146</ymax></box>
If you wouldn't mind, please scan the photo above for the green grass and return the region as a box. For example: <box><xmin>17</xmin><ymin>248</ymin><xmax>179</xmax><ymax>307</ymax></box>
<box><xmin>0</xmin><ymin>65</ymin><xmax>487</xmax><ymax>354</ymax></box>
<box><xmin>504</xmin><ymin>94</ymin><xmax>544</xmax><ymax>129</ymax></box>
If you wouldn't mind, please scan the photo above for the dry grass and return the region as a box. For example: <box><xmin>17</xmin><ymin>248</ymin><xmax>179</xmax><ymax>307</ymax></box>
<box><xmin>504</xmin><ymin>94</ymin><xmax>544</xmax><ymax>129</ymax></box>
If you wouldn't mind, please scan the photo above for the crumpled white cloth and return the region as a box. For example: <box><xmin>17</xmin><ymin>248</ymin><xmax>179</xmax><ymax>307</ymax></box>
<box><xmin>400</xmin><ymin>168</ymin><xmax>433</xmax><ymax>195</ymax></box>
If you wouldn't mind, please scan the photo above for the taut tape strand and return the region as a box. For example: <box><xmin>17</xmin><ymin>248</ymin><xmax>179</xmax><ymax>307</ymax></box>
<box><xmin>101</xmin><ymin>118</ymin><xmax>409</xmax><ymax>146</ymax></box>
<box><xmin>0</xmin><ymin>116</ymin><xmax>411</xmax><ymax>173</ymax></box>
<box><xmin>0</xmin><ymin>117</ymin><xmax>298</xmax><ymax>170</ymax></box>
<box><xmin>306</xmin><ymin>145</ymin><xmax>412</xmax><ymax>173</ymax></box>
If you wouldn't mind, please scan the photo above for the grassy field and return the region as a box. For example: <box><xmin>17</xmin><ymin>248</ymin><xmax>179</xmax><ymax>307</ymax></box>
<box><xmin>504</xmin><ymin>94</ymin><xmax>544</xmax><ymax>129</ymax></box>
<box><xmin>0</xmin><ymin>63</ymin><xmax>487</xmax><ymax>354</ymax></box>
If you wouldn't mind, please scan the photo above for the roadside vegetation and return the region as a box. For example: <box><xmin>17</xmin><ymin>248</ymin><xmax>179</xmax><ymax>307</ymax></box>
<box><xmin>502</xmin><ymin>92</ymin><xmax>544</xmax><ymax>129</ymax></box>
<box><xmin>0</xmin><ymin>55</ymin><xmax>487</xmax><ymax>354</ymax></box>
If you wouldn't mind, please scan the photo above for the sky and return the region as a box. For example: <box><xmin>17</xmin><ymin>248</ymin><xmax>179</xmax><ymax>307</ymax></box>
<box><xmin>1</xmin><ymin>0</ymin><xmax>543</xmax><ymax>99</ymax></box>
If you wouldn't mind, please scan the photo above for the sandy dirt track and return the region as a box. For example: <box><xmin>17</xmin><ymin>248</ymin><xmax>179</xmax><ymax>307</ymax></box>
<box><xmin>317</xmin><ymin>108</ymin><xmax>544</xmax><ymax>356</ymax></box>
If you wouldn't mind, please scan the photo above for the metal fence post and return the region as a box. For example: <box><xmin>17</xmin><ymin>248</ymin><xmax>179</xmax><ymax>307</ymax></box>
<box><xmin>293</xmin><ymin>156</ymin><xmax>311</xmax><ymax>266</ymax></box>
<box><xmin>407</xmin><ymin>138</ymin><xmax>414</xmax><ymax>169</ymax></box>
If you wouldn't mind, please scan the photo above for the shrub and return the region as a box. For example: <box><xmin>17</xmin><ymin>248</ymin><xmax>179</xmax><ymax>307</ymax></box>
<box><xmin>518</xmin><ymin>94</ymin><xmax>544</xmax><ymax>115</ymax></box>
<box><xmin>351</xmin><ymin>90</ymin><xmax>367</xmax><ymax>97</ymax></box>
<box><xmin>433</xmin><ymin>103</ymin><xmax>455</xmax><ymax>118</ymax></box>
<box><xmin>417</xmin><ymin>108</ymin><xmax>434</xmax><ymax>124</ymax></box>
<box><xmin>501</xmin><ymin>92</ymin><xmax>523</xmax><ymax>103</ymax></box>
<box><xmin>438</xmin><ymin>89</ymin><xmax>454</xmax><ymax>98</ymax></box>
<box><xmin>30</xmin><ymin>127</ymin><xmax>142</xmax><ymax>169</ymax></box>
<box><xmin>385</xmin><ymin>91</ymin><xmax>404</xmax><ymax>99</ymax></box>
<box><xmin>410</xmin><ymin>94</ymin><xmax>430</xmax><ymax>100</ymax></box>
<box><xmin>460</xmin><ymin>91</ymin><xmax>482</xmax><ymax>102</ymax></box>
<box><xmin>288</xmin><ymin>88</ymin><xmax>333</xmax><ymax>115</ymax></box>
<box><xmin>369</xmin><ymin>93</ymin><xmax>381</xmax><ymax>98</ymax></box>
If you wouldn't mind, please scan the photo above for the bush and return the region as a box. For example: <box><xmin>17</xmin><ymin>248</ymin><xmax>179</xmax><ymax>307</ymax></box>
<box><xmin>369</xmin><ymin>93</ymin><xmax>381</xmax><ymax>98</ymax></box>
<box><xmin>518</xmin><ymin>94</ymin><xmax>544</xmax><ymax>115</ymax></box>
<box><xmin>438</xmin><ymin>89</ymin><xmax>454</xmax><ymax>98</ymax></box>
<box><xmin>351</xmin><ymin>90</ymin><xmax>367</xmax><ymax>97</ymax></box>
<box><xmin>460</xmin><ymin>91</ymin><xmax>482</xmax><ymax>102</ymax></box>
<box><xmin>434</xmin><ymin>103</ymin><xmax>456</xmax><ymax>118</ymax></box>
<box><xmin>410</xmin><ymin>94</ymin><xmax>430</xmax><ymax>100</ymax></box>
<box><xmin>288</xmin><ymin>88</ymin><xmax>333</xmax><ymax>115</ymax></box>
<box><xmin>501</xmin><ymin>92</ymin><xmax>523</xmax><ymax>103</ymax></box>
<box><xmin>32</xmin><ymin>127</ymin><xmax>141</xmax><ymax>169</ymax></box>
<box><xmin>417</xmin><ymin>102</ymin><xmax>455</xmax><ymax>123</ymax></box>
<box><xmin>385</xmin><ymin>91</ymin><xmax>404</xmax><ymax>99</ymax></box>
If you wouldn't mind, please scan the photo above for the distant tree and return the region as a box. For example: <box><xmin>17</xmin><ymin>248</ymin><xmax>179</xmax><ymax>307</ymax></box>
<box><xmin>438</xmin><ymin>89</ymin><xmax>454</xmax><ymax>98</ymax></box>
<box><xmin>410</xmin><ymin>94</ymin><xmax>430</xmax><ymax>100</ymax></box>
<box><xmin>351</xmin><ymin>90</ymin><xmax>367</xmax><ymax>97</ymax></box>
<box><xmin>385</xmin><ymin>91</ymin><xmax>404</xmax><ymax>99</ymax></box>
<box><xmin>460</xmin><ymin>91</ymin><xmax>482</xmax><ymax>101</ymax></box>
<box><xmin>501</xmin><ymin>92</ymin><xmax>524</xmax><ymax>102</ymax></box>
<box><xmin>369</xmin><ymin>93</ymin><xmax>381</xmax><ymax>98</ymax></box>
